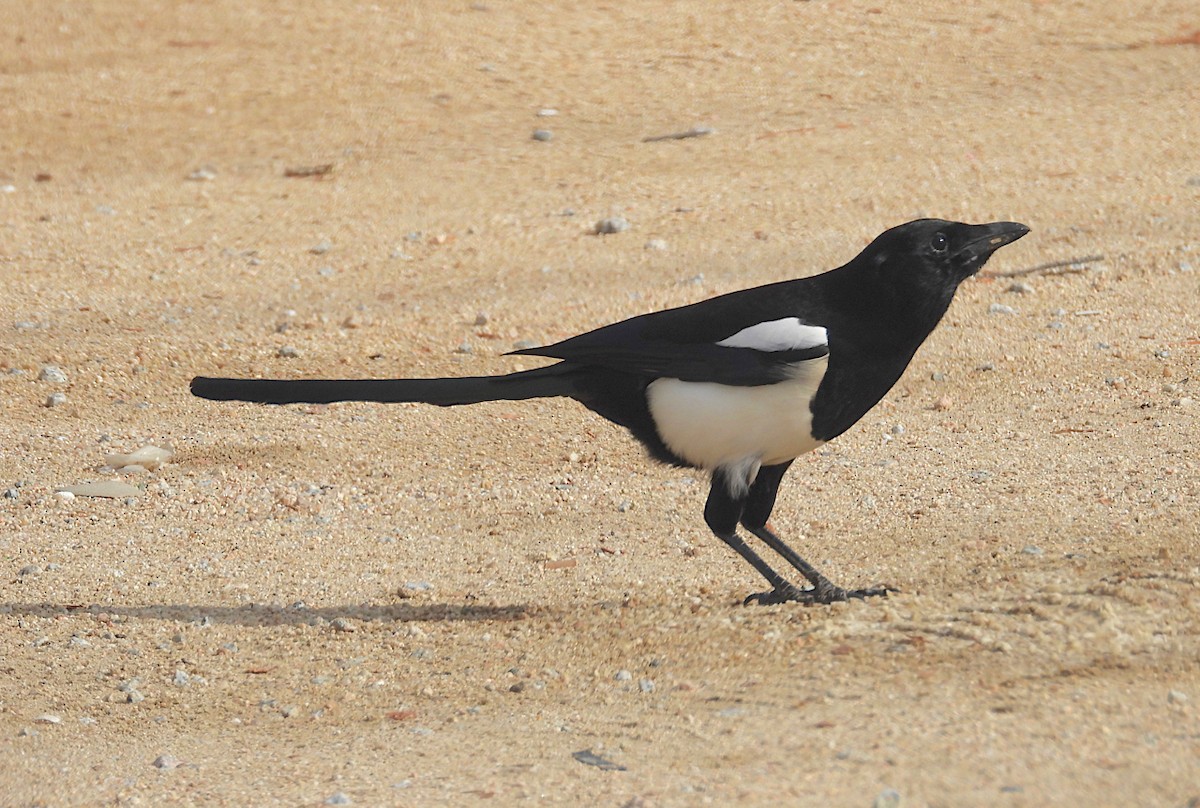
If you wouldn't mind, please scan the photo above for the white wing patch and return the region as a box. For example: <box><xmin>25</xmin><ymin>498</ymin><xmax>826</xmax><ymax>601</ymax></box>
<box><xmin>716</xmin><ymin>317</ymin><xmax>827</xmax><ymax>352</ymax></box>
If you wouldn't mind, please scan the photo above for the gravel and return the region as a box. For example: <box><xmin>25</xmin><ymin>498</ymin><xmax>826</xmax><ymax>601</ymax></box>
<box><xmin>594</xmin><ymin>216</ymin><xmax>630</xmax><ymax>235</ymax></box>
<box><xmin>38</xmin><ymin>365</ymin><xmax>68</xmax><ymax>383</ymax></box>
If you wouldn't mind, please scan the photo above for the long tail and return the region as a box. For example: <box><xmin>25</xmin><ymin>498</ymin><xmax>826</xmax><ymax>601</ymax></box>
<box><xmin>190</xmin><ymin>364</ymin><xmax>577</xmax><ymax>406</ymax></box>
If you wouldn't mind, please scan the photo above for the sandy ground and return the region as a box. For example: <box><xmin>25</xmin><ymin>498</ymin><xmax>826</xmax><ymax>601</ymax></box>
<box><xmin>3</xmin><ymin>1</ymin><xmax>1199</xmax><ymax>805</ymax></box>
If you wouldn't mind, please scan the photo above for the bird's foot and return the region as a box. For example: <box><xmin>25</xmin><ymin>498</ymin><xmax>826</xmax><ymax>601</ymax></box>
<box><xmin>744</xmin><ymin>581</ymin><xmax>894</xmax><ymax>606</ymax></box>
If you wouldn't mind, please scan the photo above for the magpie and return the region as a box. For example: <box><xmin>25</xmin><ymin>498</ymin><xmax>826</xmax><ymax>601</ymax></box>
<box><xmin>192</xmin><ymin>218</ymin><xmax>1029</xmax><ymax>605</ymax></box>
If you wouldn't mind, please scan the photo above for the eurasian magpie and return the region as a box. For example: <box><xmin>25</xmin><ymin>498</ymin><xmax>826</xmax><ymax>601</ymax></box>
<box><xmin>192</xmin><ymin>218</ymin><xmax>1029</xmax><ymax>605</ymax></box>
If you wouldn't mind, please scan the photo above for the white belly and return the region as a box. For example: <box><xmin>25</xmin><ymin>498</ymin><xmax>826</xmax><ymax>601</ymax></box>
<box><xmin>645</xmin><ymin>356</ymin><xmax>828</xmax><ymax>471</ymax></box>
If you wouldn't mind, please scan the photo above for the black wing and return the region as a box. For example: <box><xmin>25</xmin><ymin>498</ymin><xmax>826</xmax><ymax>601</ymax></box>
<box><xmin>509</xmin><ymin>285</ymin><xmax>829</xmax><ymax>387</ymax></box>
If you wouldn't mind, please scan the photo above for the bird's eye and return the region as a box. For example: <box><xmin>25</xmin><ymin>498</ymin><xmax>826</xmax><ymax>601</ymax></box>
<box><xmin>930</xmin><ymin>233</ymin><xmax>949</xmax><ymax>254</ymax></box>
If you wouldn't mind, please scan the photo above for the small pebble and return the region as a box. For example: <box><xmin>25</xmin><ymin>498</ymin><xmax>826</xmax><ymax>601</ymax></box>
<box><xmin>617</xmin><ymin>500</ymin><xmax>633</xmax><ymax>512</ymax></box>
<box><xmin>317</xmin><ymin>266</ymin><xmax>336</xmax><ymax>277</ymax></box>
<box><xmin>644</xmin><ymin>238</ymin><xmax>668</xmax><ymax>250</ymax></box>
<box><xmin>153</xmin><ymin>754</ymin><xmax>181</xmax><ymax>770</ymax></box>
<box><xmin>531</xmin><ymin>129</ymin><xmax>553</xmax><ymax>142</ymax></box>
<box><xmin>173</xmin><ymin>670</ymin><xmax>191</xmax><ymax>687</ymax></box>
<box><xmin>615</xmin><ymin>670</ymin><xmax>632</xmax><ymax>681</ymax></box>
<box><xmin>310</xmin><ymin>240</ymin><xmax>333</xmax><ymax>254</ymax></box>
<box><xmin>988</xmin><ymin>303</ymin><xmax>1017</xmax><ymax>315</ymax></box>
<box><xmin>512</xmin><ymin>339</ymin><xmax>537</xmax><ymax>351</ymax></box>
<box><xmin>4</xmin><ymin>488</ymin><xmax>18</xmax><ymax>500</ymax></box>
<box><xmin>595</xmin><ymin>216</ymin><xmax>630</xmax><ymax>235</ymax></box>
<box><xmin>17</xmin><ymin>564</ymin><xmax>40</xmax><ymax>577</ymax></box>
<box><xmin>39</xmin><ymin>365</ymin><xmax>68</xmax><ymax>383</ymax></box>
<box><xmin>638</xmin><ymin>678</ymin><xmax>655</xmax><ymax>693</ymax></box>
<box><xmin>187</xmin><ymin>166</ymin><xmax>217</xmax><ymax>181</ymax></box>
<box><xmin>1021</xmin><ymin>545</ymin><xmax>1044</xmax><ymax>556</ymax></box>
<box><xmin>277</xmin><ymin>345</ymin><xmax>300</xmax><ymax>358</ymax></box>
<box><xmin>891</xmin><ymin>424</ymin><xmax>906</xmax><ymax>435</ymax></box>
<box><xmin>473</xmin><ymin>312</ymin><xmax>489</xmax><ymax>326</ymax></box>
<box><xmin>873</xmin><ymin>789</ymin><xmax>902</xmax><ymax>808</ymax></box>
<box><xmin>60</xmin><ymin>481</ymin><xmax>140</xmax><ymax>499</ymax></box>
<box><xmin>33</xmin><ymin>714</ymin><xmax>62</xmax><ymax>725</ymax></box>
<box><xmin>454</xmin><ymin>342</ymin><xmax>473</xmax><ymax>354</ymax></box>
<box><xmin>537</xmin><ymin>108</ymin><xmax>558</xmax><ymax>117</ymax></box>
<box><xmin>330</xmin><ymin>617</ymin><xmax>356</xmax><ymax>633</ymax></box>
<box><xmin>1168</xmin><ymin>690</ymin><xmax>1188</xmax><ymax>705</ymax></box>
<box><xmin>1006</xmin><ymin>281</ymin><xmax>1035</xmax><ymax>294</ymax></box>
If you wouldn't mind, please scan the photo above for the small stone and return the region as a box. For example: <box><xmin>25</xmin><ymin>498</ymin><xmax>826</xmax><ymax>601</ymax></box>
<box><xmin>173</xmin><ymin>669</ymin><xmax>191</xmax><ymax>687</ymax></box>
<box><xmin>454</xmin><ymin>342</ymin><xmax>473</xmax><ymax>354</ymax></box>
<box><xmin>537</xmin><ymin>108</ymin><xmax>559</xmax><ymax>117</ymax></box>
<box><xmin>330</xmin><ymin>617</ymin><xmax>356</xmax><ymax>633</ymax></box>
<box><xmin>930</xmin><ymin>371</ymin><xmax>946</xmax><ymax>382</ymax></box>
<box><xmin>153</xmin><ymin>754</ymin><xmax>182</xmax><ymax>770</ymax></box>
<box><xmin>473</xmin><ymin>312</ymin><xmax>489</xmax><ymax>326</ymax></box>
<box><xmin>39</xmin><ymin>365</ymin><xmax>68</xmax><ymax>383</ymax></box>
<box><xmin>317</xmin><ymin>266</ymin><xmax>336</xmax><ymax>277</ymax></box>
<box><xmin>891</xmin><ymin>424</ymin><xmax>906</xmax><ymax>435</ymax></box>
<box><xmin>33</xmin><ymin>714</ymin><xmax>62</xmax><ymax>725</ymax></box>
<box><xmin>512</xmin><ymin>339</ymin><xmax>537</xmax><ymax>351</ymax></box>
<box><xmin>310</xmin><ymin>240</ymin><xmax>333</xmax><ymax>254</ymax></box>
<box><xmin>186</xmin><ymin>166</ymin><xmax>217</xmax><ymax>181</ymax></box>
<box><xmin>60</xmin><ymin>481</ymin><xmax>140</xmax><ymax>499</ymax></box>
<box><xmin>1006</xmin><ymin>281</ymin><xmax>1035</xmax><ymax>294</ymax></box>
<box><xmin>617</xmin><ymin>500</ymin><xmax>633</xmax><ymax>512</ymax></box>
<box><xmin>531</xmin><ymin>129</ymin><xmax>553</xmax><ymax>142</ymax></box>
<box><xmin>325</xmin><ymin>793</ymin><xmax>352</xmax><ymax>805</ymax></box>
<box><xmin>1174</xmin><ymin>397</ymin><xmax>1194</xmax><ymax>408</ymax></box>
<box><xmin>45</xmin><ymin>392</ymin><xmax>68</xmax><ymax>407</ymax></box>
<box><xmin>644</xmin><ymin>238</ymin><xmax>668</xmax><ymax>250</ymax></box>
<box><xmin>1021</xmin><ymin>545</ymin><xmax>1044</xmax><ymax>556</ymax></box>
<box><xmin>1105</xmin><ymin>376</ymin><xmax>1125</xmax><ymax>389</ymax></box>
<box><xmin>988</xmin><ymin>303</ymin><xmax>1017</xmax><ymax>315</ymax></box>
<box><xmin>1168</xmin><ymin>690</ymin><xmax>1188</xmax><ymax>705</ymax></box>
<box><xmin>873</xmin><ymin>788</ymin><xmax>902</xmax><ymax>808</ymax></box>
<box><xmin>931</xmin><ymin>395</ymin><xmax>953</xmax><ymax>411</ymax></box>
<box><xmin>277</xmin><ymin>345</ymin><xmax>300</xmax><ymax>358</ymax></box>
<box><xmin>17</xmin><ymin>564</ymin><xmax>40</xmax><ymax>577</ymax></box>
<box><xmin>595</xmin><ymin>216</ymin><xmax>630</xmax><ymax>235</ymax></box>
<box><xmin>614</xmin><ymin>669</ymin><xmax>633</xmax><ymax>681</ymax></box>
<box><xmin>4</xmin><ymin>488</ymin><xmax>18</xmax><ymax>500</ymax></box>
<box><xmin>638</xmin><ymin>678</ymin><xmax>656</xmax><ymax>693</ymax></box>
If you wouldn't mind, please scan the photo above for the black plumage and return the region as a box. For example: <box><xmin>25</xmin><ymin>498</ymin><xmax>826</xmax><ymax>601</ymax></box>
<box><xmin>192</xmin><ymin>218</ymin><xmax>1028</xmax><ymax>604</ymax></box>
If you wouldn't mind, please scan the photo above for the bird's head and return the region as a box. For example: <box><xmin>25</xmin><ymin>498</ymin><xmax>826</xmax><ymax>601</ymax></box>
<box><xmin>856</xmin><ymin>218</ymin><xmax>1030</xmax><ymax>322</ymax></box>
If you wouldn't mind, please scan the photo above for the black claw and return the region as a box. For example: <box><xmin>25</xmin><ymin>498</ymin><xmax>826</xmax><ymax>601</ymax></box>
<box><xmin>744</xmin><ymin>583</ymin><xmax>895</xmax><ymax>606</ymax></box>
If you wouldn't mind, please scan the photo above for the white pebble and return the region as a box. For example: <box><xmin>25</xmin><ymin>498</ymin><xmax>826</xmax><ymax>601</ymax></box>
<box><xmin>39</xmin><ymin>365</ymin><xmax>68</xmax><ymax>383</ymax></box>
<box><xmin>595</xmin><ymin>217</ymin><xmax>630</xmax><ymax>235</ymax></box>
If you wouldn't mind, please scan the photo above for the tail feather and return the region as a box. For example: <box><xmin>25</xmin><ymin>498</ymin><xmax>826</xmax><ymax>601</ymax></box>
<box><xmin>190</xmin><ymin>365</ymin><xmax>577</xmax><ymax>406</ymax></box>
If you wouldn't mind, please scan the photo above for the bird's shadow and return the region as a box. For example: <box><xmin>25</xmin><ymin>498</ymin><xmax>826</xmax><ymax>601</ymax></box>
<box><xmin>1</xmin><ymin>600</ymin><xmax>541</xmax><ymax>627</ymax></box>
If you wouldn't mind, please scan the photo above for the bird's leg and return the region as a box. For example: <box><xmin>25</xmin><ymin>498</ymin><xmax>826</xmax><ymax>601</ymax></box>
<box><xmin>738</xmin><ymin>461</ymin><xmax>890</xmax><ymax>605</ymax></box>
<box><xmin>704</xmin><ymin>474</ymin><xmax>807</xmax><ymax>601</ymax></box>
<box><xmin>744</xmin><ymin>524</ymin><xmax>891</xmax><ymax>604</ymax></box>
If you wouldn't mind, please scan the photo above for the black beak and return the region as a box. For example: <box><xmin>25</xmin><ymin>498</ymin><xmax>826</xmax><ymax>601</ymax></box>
<box><xmin>956</xmin><ymin>221</ymin><xmax>1030</xmax><ymax>274</ymax></box>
